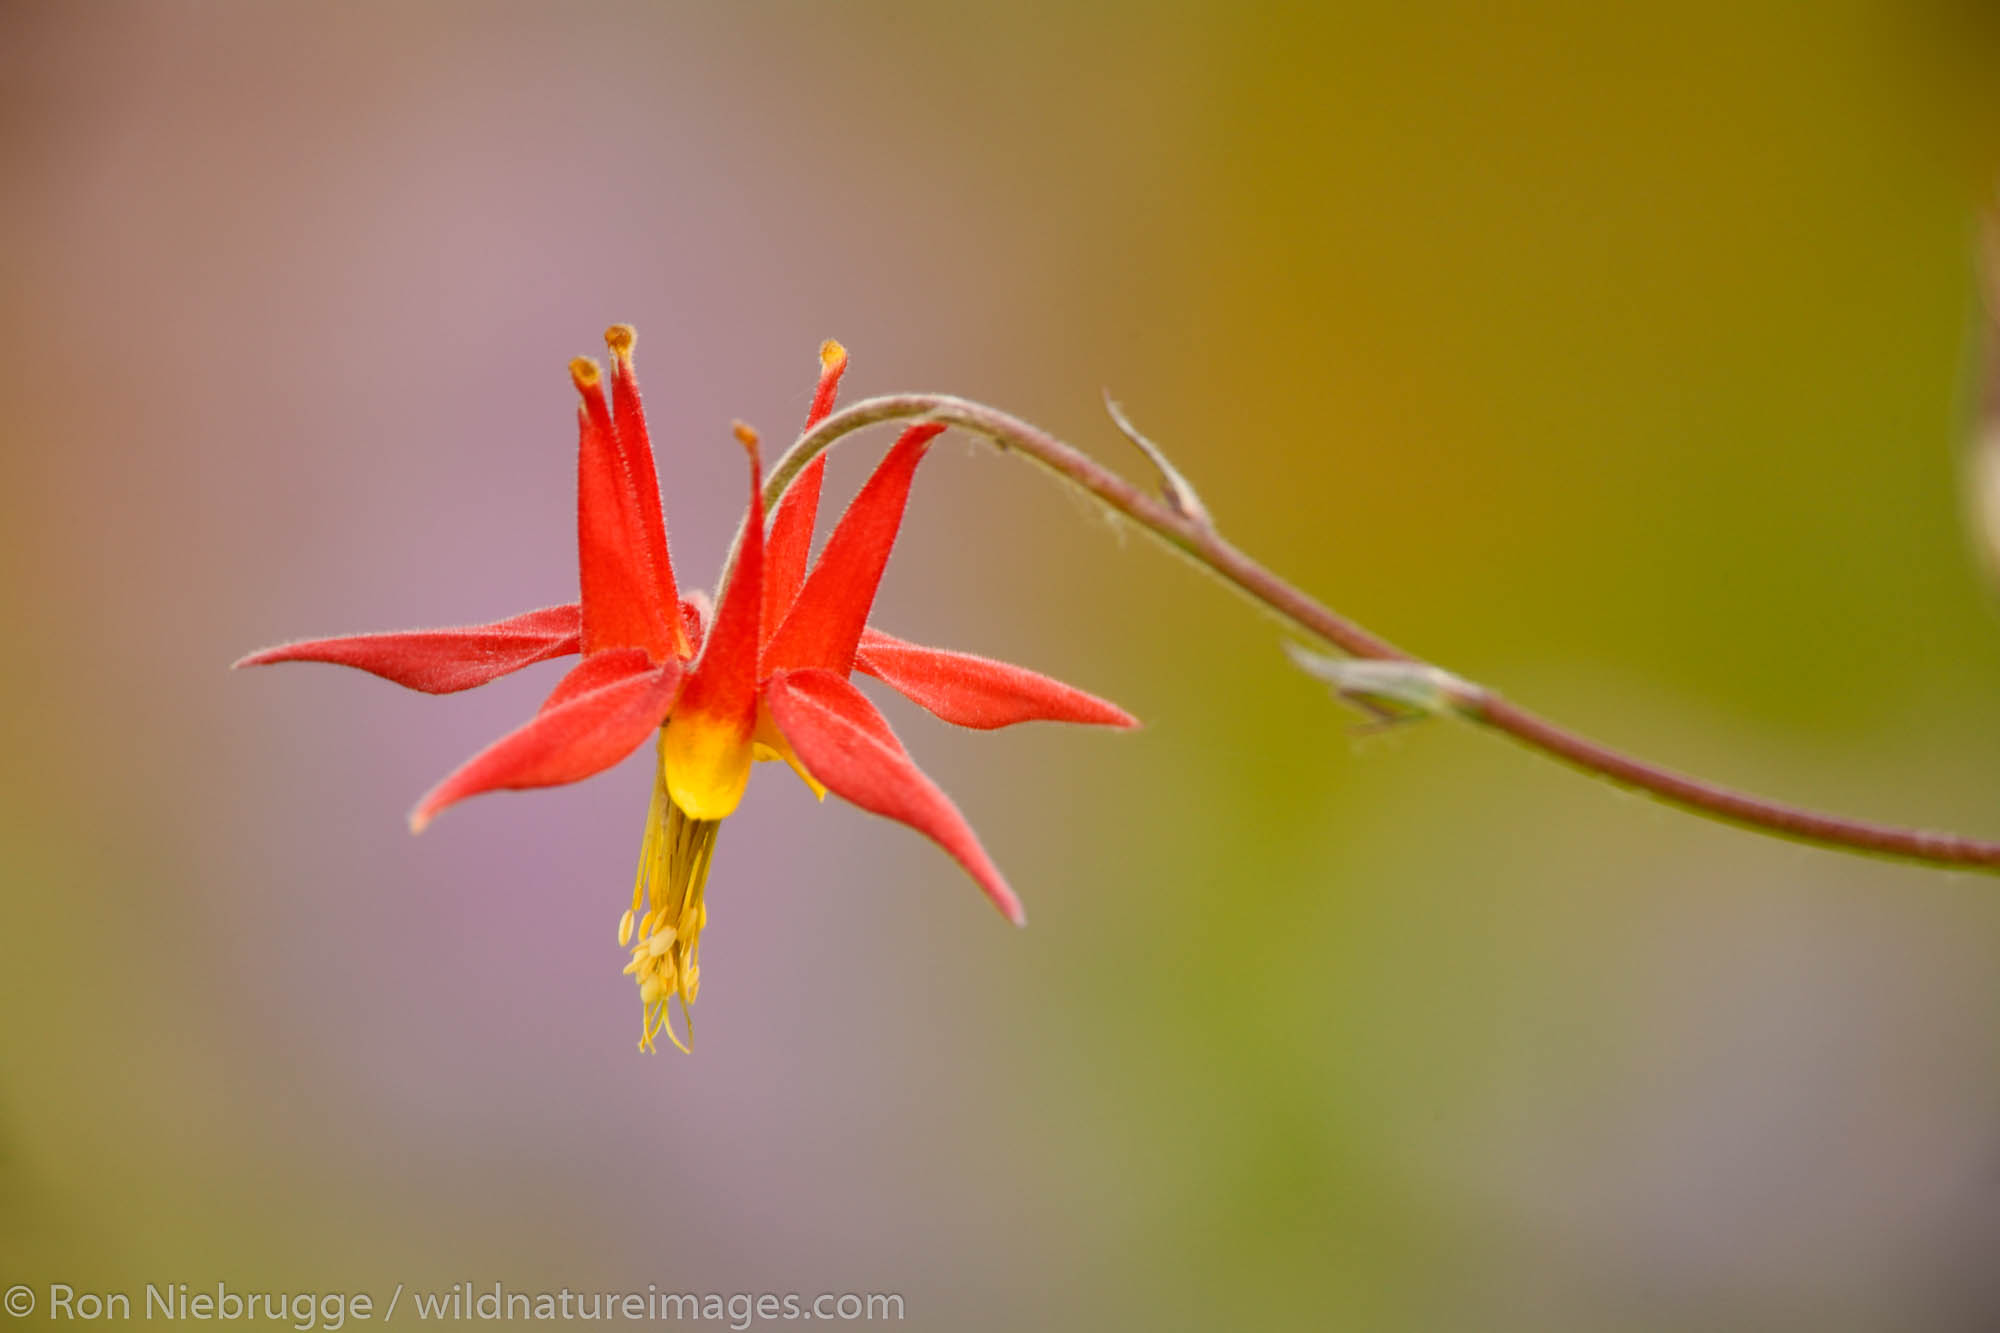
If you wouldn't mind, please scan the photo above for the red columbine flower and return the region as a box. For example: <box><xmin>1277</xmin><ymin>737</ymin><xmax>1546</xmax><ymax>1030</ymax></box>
<box><xmin>238</xmin><ymin>327</ymin><xmax>1135</xmax><ymax>1050</ymax></box>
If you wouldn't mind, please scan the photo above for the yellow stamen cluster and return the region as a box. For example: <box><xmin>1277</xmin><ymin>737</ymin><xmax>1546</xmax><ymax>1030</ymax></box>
<box><xmin>620</xmin><ymin>736</ymin><xmax>720</xmax><ymax>1053</ymax></box>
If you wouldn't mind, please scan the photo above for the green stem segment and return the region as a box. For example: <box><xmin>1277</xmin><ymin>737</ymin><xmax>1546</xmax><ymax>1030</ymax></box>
<box><xmin>767</xmin><ymin>393</ymin><xmax>2000</xmax><ymax>874</ymax></box>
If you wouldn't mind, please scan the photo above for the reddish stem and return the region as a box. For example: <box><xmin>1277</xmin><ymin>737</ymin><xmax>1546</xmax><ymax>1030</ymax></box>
<box><xmin>769</xmin><ymin>394</ymin><xmax>2000</xmax><ymax>874</ymax></box>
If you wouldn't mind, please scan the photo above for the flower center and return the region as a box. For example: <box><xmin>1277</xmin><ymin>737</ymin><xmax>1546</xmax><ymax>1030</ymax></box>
<box><xmin>620</xmin><ymin>735</ymin><xmax>720</xmax><ymax>1053</ymax></box>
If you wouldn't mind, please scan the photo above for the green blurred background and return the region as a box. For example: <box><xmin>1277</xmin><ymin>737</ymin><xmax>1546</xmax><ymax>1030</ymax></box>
<box><xmin>6</xmin><ymin>2</ymin><xmax>2000</xmax><ymax>1329</ymax></box>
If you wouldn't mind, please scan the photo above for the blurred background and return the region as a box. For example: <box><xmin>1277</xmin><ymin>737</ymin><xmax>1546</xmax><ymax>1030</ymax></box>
<box><xmin>6</xmin><ymin>2</ymin><xmax>2000</xmax><ymax>1328</ymax></box>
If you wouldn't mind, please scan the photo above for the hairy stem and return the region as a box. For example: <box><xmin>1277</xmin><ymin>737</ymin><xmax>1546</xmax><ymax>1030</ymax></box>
<box><xmin>767</xmin><ymin>393</ymin><xmax>2000</xmax><ymax>873</ymax></box>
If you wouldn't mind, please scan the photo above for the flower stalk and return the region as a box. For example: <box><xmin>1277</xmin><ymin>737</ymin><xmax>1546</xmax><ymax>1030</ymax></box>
<box><xmin>772</xmin><ymin>394</ymin><xmax>2000</xmax><ymax>874</ymax></box>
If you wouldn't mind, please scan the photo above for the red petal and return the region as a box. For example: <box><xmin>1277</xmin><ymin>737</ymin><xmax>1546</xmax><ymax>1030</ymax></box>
<box><xmin>605</xmin><ymin>327</ymin><xmax>685</xmax><ymax>651</ymax></box>
<box><xmin>855</xmin><ymin>627</ymin><xmax>1138</xmax><ymax>731</ymax></box>
<box><xmin>803</xmin><ymin>338</ymin><xmax>848</xmax><ymax>431</ymax></box>
<box><xmin>761</xmin><ymin>341</ymin><xmax>849</xmax><ymax>643</ymax></box>
<box><xmin>678</xmin><ymin>595</ymin><xmax>709</xmax><ymax>661</ymax></box>
<box><xmin>674</xmin><ymin>428</ymin><xmax>765</xmax><ymax>726</ymax></box>
<box><xmin>573</xmin><ymin>359</ymin><xmax>676</xmax><ymax>661</ymax></box>
<box><xmin>538</xmin><ymin>645</ymin><xmax>658</xmax><ymax>712</ymax></box>
<box><xmin>409</xmin><ymin>654</ymin><xmax>680</xmax><ymax>831</ymax></box>
<box><xmin>764</xmin><ymin>667</ymin><xmax>1024</xmax><ymax>925</ymax></box>
<box><xmin>763</xmin><ymin>423</ymin><xmax>944</xmax><ymax>676</ymax></box>
<box><xmin>763</xmin><ymin>455</ymin><xmax>825</xmax><ymax>644</ymax></box>
<box><xmin>233</xmin><ymin>604</ymin><xmax>581</xmax><ymax>694</ymax></box>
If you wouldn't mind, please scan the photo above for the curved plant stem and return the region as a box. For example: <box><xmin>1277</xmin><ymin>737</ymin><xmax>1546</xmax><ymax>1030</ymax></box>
<box><xmin>768</xmin><ymin>394</ymin><xmax>2000</xmax><ymax>873</ymax></box>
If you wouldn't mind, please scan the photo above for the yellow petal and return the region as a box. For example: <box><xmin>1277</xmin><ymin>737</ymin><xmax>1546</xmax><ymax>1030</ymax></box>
<box><xmin>752</xmin><ymin>699</ymin><xmax>827</xmax><ymax>801</ymax></box>
<box><xmin>662</xmin><ymin>708</ymin><xmax>755</xmax><ymax>820</ymax></box>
